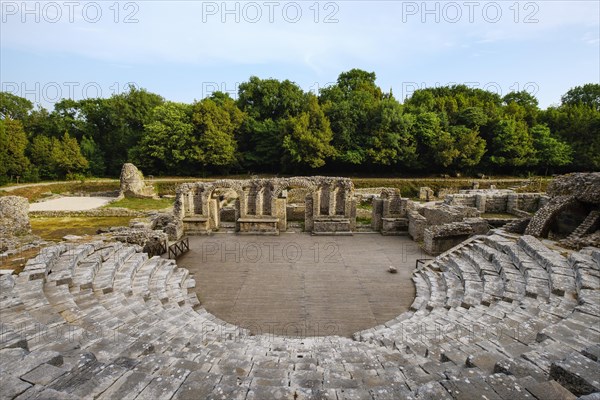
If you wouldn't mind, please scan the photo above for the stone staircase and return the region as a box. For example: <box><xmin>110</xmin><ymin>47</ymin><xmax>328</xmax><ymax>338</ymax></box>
<box><xmin>1</xmin><ymin>234</ymin><xmax>599</xmax><ymax>399</ymax></box>
<box><xmin>560</xmin><ymin>210</ymin><xmax>600</xmax><ymax>249</ymax></box>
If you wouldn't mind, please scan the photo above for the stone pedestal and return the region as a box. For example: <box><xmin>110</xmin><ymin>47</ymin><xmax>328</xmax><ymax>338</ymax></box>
<box><xmin>381</xmin><ymin>218</ymin><xmax>409</xmax><ymax>235</ymax></box>
<box><xmin>182</xmin><ymin>216</ymin><xmax>210</xmax><ymax>235</ymax></box>
<box><xmin>237</xmin><ymin>217</ymin><xmax>280</xmax><ymax>235</ymax></box>
<box><xmin>312</xmin><ymin>217</ymin><xmax>353</xmax><ymax>235</ymax></box>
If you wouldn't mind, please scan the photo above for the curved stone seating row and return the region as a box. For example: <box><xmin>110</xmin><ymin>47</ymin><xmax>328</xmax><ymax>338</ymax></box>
<box><xmin>1</xmin><ymin>237</ymin><xmax>598</xmax><ymax>399</ymax></box>
<box><xmin>354</xmin><ymin>233</ymin><xmax>596</xmax><ymax>380</ymax></box>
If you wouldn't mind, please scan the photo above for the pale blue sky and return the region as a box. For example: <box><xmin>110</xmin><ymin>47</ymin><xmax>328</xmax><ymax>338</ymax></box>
<box><xmin>1</xmin><ymin>0</ymin><xmax>599</xmax><ymax>109</ymax></box>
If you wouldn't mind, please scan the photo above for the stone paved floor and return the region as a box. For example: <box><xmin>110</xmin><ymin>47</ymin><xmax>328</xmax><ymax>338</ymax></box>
<box><xmin>179</xmin><ymin>233</ymin><xmax>425</xmax><ymax>337</ymax></box>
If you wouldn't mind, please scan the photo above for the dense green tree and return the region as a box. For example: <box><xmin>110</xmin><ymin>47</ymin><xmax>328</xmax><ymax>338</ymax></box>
<box><xmin>238</xmin><ymin>118</ymin><xmax>282</xmax><ymax>171</ymax></box>
<box><xmin>0</xmin><ymin>119</ymin><xmax>31</xmax><ymax>182</ymax></box>
<box><xmin>80</xmin><ymin>135</ymin><xmax>106</xmax><ymax>177</ymax></box>
<box><xmin>530</xmin><ymin>124</ymin><xmax>572</xmax><ymax>174</ymax></box>
<box><xmin>237</xmin><ymin>77</ymin><xmax>305</xmax><ymax>170</ymax></box>
<box><xmin>281</xmin><ymin>94</ymin><xmax>335</xmax><ymax>169</ymax></box>
<box><xmin>52</xmin><ymin>132</ymin><xmax>89</xmax><ymax>177</ymax></box>
<box><xmin>448</xmin><ymin>125</ymin><xmax>487</xmax><ymax>169</ymax></box>
<box><xmin>29</xmin><ymin>135</ymin><xmax>57</xmax><ymax>179</ymax></box>
<box><xmin>411</xmin><ymin>112</ymin><xmax>458</xmax><ymax>169</ymax></box>
<box><xmin>131</xmin><ymin>102</ymin><xmax>195</xmax><ymax>174</ymax></box>
<box><xmin>237</xmin><ymin>77</ymin><xmax>304</xmax><ymax>120</ymax></box>
<box><xmin>319</xmin><ymin>69</ymin><xmax>383</xmax><ymax>165</ymax></box>
<box><xmin>503</xmin><ymin>91</ymin><xmax>539</xmax><ymax>126</ymax></box>
<box><xmin>0</xmin><ymin>92</ymin><xmax>33</xmax><ymax>120</ymax></box>
<box><xmin>1</xmin><ymin>79</ymin><xmax>598</xmax><ymax>180</ymax></box>
<box><xmin>192</xmin><ymin>98</ymin><xmax>239</xmax><ymax>171</ymax></box>
<box><xmin>457</xmin><ymin>107</ymin><xmax>488</xmax><ymax>129</ymax></box>
<box><xmin>541</xmin><ymin>104</ymin><xmax>600</xmax><ymax>170</ymax></box>
<box><xmin>487</xmin><ymin>118</ymin><xmax>536</xmax><ymax>168</ymax></box>
<box><xmin>561</xmin><ymin>83</ymin><xmax>600</xmax><ymax>111</ymax></box>
<box><xmin>366</xmin><ymin>98</ymin><xmax>417</xmax><ymax>167</ymax></box>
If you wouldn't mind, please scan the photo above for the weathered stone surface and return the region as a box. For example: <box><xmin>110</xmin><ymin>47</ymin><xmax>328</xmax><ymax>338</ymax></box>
<box><xmin>440</xmin><ymin>377</ymin><xmax>503</xmax><ymax>400</ymax></box>
<box><xmin>423</xmin><ymin>220</ymin><xmax>485</xmax><ymax>255</ymax></box>
<box><xmin>107</xmin><ymin>228</ymin><xmax>168</xmax><ymax>256</ymax></box>
<box><xmin>119</xmin><ymin>163</ymin><xmax>156</xmax><ymax>198</ymax></box>
<box><xmin>524</xmin><ymin>379</ymin><xmax>577</xmax><ymax>400</ymax></box>
<box><xmin>20</xmin><ymin>363</ymin><xmax>66</xmax><ymax>385</ymax></box>
<box><xmin>525</xmin><ymin>173</ymin><xmax>600</xmax><ymax>240</ymax></box>
<box><xmin>550</xmin><ymin>352</ymin><xmax>600</xmax><ymax>396</ymax></box>
<box><xmin>547</xmin><ymin>173</ymin><xmax>600</xmax><ymax>204</ymax></box>
<box><xmin>175</xmin><ymin>177</ymin><xmax>356</xmax><ymax>235</ymax></box>
<box><xmin>0</xmin><ymin>195</ymin><xmax>30</xmax><ymax>235</ymax></box>
<box><xmin>1</xmin><ymin>209</ymin><xmax>599</xmax><ymax>400</ymax></box>
<box><xmin>0</xmin><ymin>372</ymin><xmax>33</xmax><ymax>398</ymax></box>
<box><xmin>0</xmin><ymin>195</ymin><xmax>31</xmax><ymax>251</ymax></box>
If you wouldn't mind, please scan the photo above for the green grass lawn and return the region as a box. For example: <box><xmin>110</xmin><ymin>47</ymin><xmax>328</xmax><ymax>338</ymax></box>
<box><xmin>107</xmin><ymin>197</ymin><xmax>174</xmax><ymax>210</ymax></box>
<box><xmin>31</xmin><ymin>216</ymin><xmax>133</xmax><ymax>240</ymax></box>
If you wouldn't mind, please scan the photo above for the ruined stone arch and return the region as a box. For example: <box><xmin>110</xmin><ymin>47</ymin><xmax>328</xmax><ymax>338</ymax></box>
<box><xmin>270</xmin><ymin>177</ymin><xmax>317</xmax><ymax>215</ymax></box>
<box><xmin>525</xmin><ymin>196</ymin><xmax>580</xmax><ymax>238</ymax></box>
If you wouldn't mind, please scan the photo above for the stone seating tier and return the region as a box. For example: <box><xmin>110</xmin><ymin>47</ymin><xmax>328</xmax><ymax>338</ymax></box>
<box><xmin>0</xmin><ymin>233</ymin><xmax>598</xmax><ymax>399</ymax></box>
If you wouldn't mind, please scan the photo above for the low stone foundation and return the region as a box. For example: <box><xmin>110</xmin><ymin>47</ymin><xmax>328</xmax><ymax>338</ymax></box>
<box><xmin>423</xmin><ymin>218</ymin><xmax>488</xmax><ymax>255</ymax></box>
<box><xmin>312</xmin><ymin>217</ymin><xmax>353</xmax><ymax>235</ymax></box>
<box><xmin>238</xmin><ymin>217</ymin><xmax>280</xmax><ymax>235</ymax></box>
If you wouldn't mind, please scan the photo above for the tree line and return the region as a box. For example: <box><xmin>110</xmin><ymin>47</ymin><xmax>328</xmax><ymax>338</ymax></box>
<box><xmin>1</xmin><ymin>69</ymin><xmax>598</xmax><ymax>183</ymax></box>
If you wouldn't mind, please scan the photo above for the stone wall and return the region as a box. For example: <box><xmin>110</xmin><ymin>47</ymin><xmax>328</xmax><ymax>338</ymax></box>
<box><xmin>175</xmin><ymin>176</ymin><xmax>356</xmax><ymax>235</ymax></box>
<box><xmin>0</xmin><ymin>196</ymin><xmax>31</xmax><ymax>251</ymax></box>
<box><xmin>423</xmin><ymin>218</ymin><xmax>488</xmax><ymax>255</ymax></box>
<box><xmin>370</xmin><ymin>189</ymin><xmax>410</xmax><ymax>235</ymax></box>
<box><xmin>0</xmin><ymin>196</ymin><xmax>30</xmax><ymax>237</ymax></box>
<box><xmin>219</xmin><ymin>207</ymin><xmax>237</xmax><ymax>222</ymax></box>
<box><xmin>423</xmin><ymin>223</ymin><xmax>472</xmax><ymax>255</ymax></box>
<box><xmin>445</xmin><ymin>189</ymin><xmax>544</xmax><ymax>216</ymax></box>
<box><xmin>547</xmin><ymin>172</ymin><xmax>600</xmax><ymax>204</ymax></box>
<box><xmin>108</xmin><ymin>227</ymin><xmax>168</xmax><ymax>255</ymax></box>
<box><xmin>408</xmin><ymin>210</ymin><xmax>428</xmax><ymax>241</ymax></box>
<box><xmin>524</xmin><ymin>173</ymin><xmax>600</xmax><ymax>240</ymax></box>
<box><xmin>422</xmin><ymin>204</ymin><xmax>480</xmax><ymax>225</ymax></box>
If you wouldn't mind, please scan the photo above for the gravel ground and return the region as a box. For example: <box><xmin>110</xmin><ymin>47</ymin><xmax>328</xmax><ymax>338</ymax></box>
<box><xmin>29</xmin><ymin>196</ymin><xmax>115</xmax><ymax>211</ymax></box>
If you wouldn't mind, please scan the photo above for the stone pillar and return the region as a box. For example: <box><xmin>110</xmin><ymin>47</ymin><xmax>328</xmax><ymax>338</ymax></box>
<box><xmin>371</xmin><ymin>198</ymin><xmax>383</xmax><ymax>231</ymax></box>
<box><xmin>507</xmin><ymin>193</ymin><xmax>518</xmax><ymax>214</ymax></box>
<box><xmin>234</xmin><ymin>198</ymin><xmax>241</xmax><ymax>232</ymax></box>
<box><xmin>329</xmin><ymin>188</ymin><xmax>336</xmax><ymax>216</ymax></box>
<box><xmin>275</xmin><ymin>197</ymin><xmax>287</xmax><ymax>232</ymax></box>
<box><xmin>349</xmin><ymin>197</ymin><xmax>357</xmax><ymax>230</ymax></box>
<box><xmin>475</xmin><ymin>194</ymin><xmax>487</xmax><ymax>213</ymax></box>
<box><xmin>305</xmin><ymin>195</ymin><xmax>314</xmax><ymax>232</ymax></box>
<box><xmin>208</xmin><ymin>198</ymin><xmax>220</xmax><ymax>230</ymax></box>
<box><xmin>419</xmin><ymin>187</ymin><xmax>434</xmax><ymax>201</ymax></box>
<box><xmin>255</xmin><ymin>187</ymin><xmax>263</xmax><ymax>216</ymax></box>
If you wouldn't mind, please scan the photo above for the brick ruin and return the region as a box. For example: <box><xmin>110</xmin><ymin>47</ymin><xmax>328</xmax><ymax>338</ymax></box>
<box><xmin>174</xmin><ymin>177</ymin><xmax>356</xmax><ymax>236</ymax></box>
<box><xmin>173</xmin><ymin>174</ymin><xmax>600</xmax><ymax>255</ymax></box>
<box><xmin>525</xmin><ymin>172</ymin><xmax>600</xmax><ymax>249</ymax></box>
